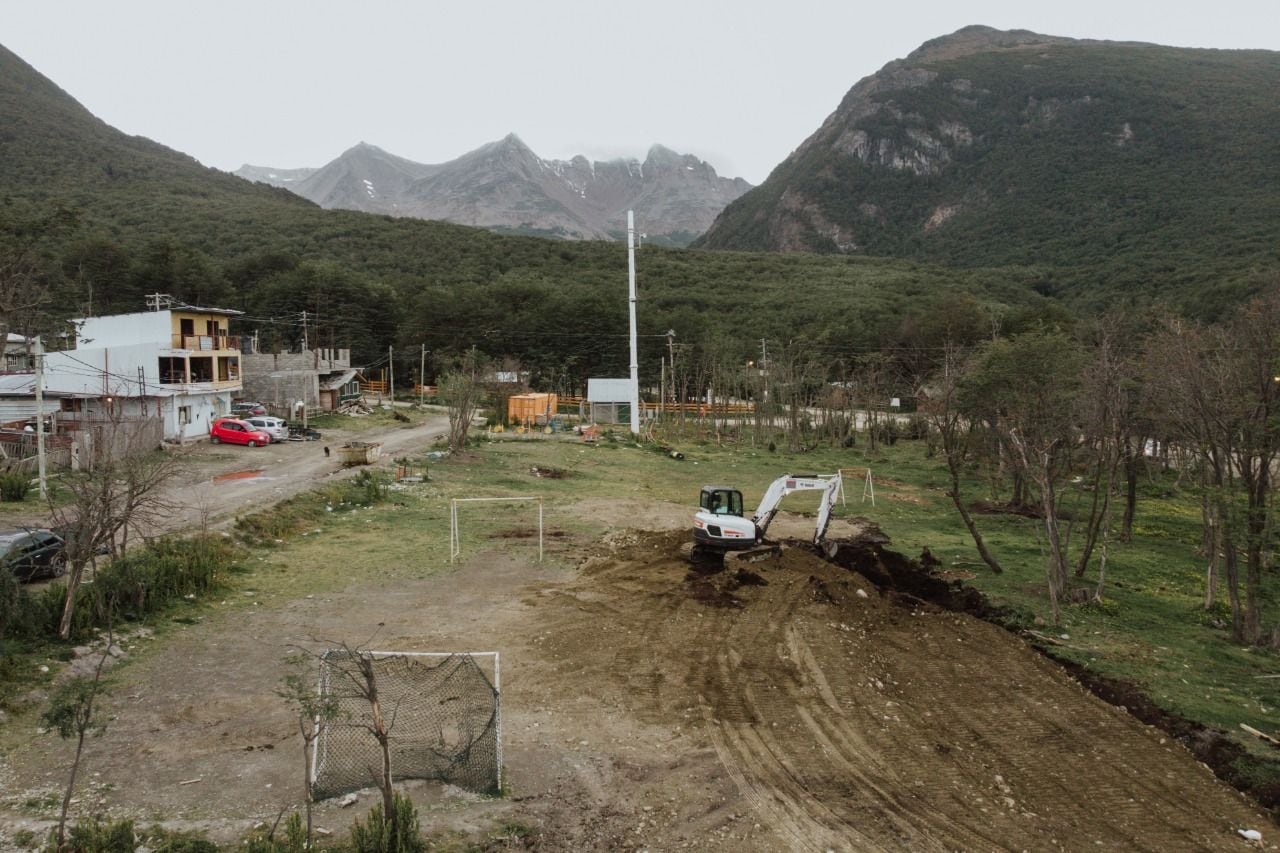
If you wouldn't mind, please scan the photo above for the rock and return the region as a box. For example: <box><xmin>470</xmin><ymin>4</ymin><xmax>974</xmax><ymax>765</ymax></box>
<box><xmin>339</xmin><ymin>793</ymin><xmax>358</xmax><ymax>807</ymax></box>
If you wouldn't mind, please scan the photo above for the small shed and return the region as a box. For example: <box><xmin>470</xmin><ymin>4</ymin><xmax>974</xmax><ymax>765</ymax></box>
<box><xmin>319</xmin><ymin>370</ymin><xmax>368</xmax><ymax>411</ymax></box>
<box><xmin>507</xmin><ymin>392</ymin><xmax>558</xmax><ymax>426</ymax></box>
<box><xmin>586</xmin><ymin>378</ymin><xmax>634</xmax><ymax>424</ymax></box>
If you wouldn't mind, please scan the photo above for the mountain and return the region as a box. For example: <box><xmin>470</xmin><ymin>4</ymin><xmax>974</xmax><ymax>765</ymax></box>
<box><xmin>696</xmin><ymin>26</ymin><xmax>1280</xmax><ymax>304</ymax></box>
<box><xmin>0</xmin><ymin>39</ymin><xmax>1056</xmax><ymax>372</ymax></box>
<box><xmin>236</xmin><ymin>136</ymin><xmax>752</xmax><ymax>246</ymax></box>
<box><xmin>231</xmin><ymin>164</ymin><xmax>317</xmax><ymax>187</ymax></box>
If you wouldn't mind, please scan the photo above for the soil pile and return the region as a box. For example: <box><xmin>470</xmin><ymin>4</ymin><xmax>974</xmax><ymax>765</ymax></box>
<box><xmin>526</xmin><ymin>529</ymin><xmax>1270</xmax><ymax>850</ymax></box>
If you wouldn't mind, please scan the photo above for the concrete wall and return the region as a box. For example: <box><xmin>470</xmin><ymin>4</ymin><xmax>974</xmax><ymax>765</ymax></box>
<box><xmin>241</xmin><ymin>349</ymin><xmax>350</xmax><ymax>374</ymax></box>
<box><xmin>76</xmin><ymin>312</ymin><xmax>171</xmax><ymax>349</ymax></box>
<box><xmin>241</xmin><ymin>371</ymin><xmax>317</xmax><ymax>417</ymax></box>
<box><xmin>45</xmin><ymin>341</ymin><xmax>167</xmax><ymax>393</ymax></box>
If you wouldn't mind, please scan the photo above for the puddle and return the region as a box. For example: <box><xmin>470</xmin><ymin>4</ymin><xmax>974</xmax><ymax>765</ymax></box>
<box><xmin>213</xmin><ymin>469</ymin><xmax>266</xmax><ymax>484</ymax></box>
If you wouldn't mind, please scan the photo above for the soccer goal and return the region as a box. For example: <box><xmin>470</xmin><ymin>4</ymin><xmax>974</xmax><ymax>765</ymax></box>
<box><xmin>311</xmin><ymin>650</ymin><xmax>501</xmax><ymax>800</ymax></box>
<box><xmin>449</xmin><ymin>496</ymin><xmax>544</xmax><ymax>562</ymax></box>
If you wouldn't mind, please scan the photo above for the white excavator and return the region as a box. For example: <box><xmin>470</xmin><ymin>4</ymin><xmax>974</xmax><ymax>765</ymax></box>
<box><xmin>688</xmin><ymin>472</ymin><xmax>843</xmax><ymax>563</ymax></box>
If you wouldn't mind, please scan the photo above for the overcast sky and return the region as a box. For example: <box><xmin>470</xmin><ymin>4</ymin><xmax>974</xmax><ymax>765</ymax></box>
<box><xmin>4</xmin><ymin>1</ymin><xmax>1277</xmax><ymax>185</ymax></box>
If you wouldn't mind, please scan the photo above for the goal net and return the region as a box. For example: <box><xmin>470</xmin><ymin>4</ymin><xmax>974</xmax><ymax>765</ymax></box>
<box><xmin>311</xmin><ymin>650</ymin><xmax>501</xmax><ymax>800</ymax></box>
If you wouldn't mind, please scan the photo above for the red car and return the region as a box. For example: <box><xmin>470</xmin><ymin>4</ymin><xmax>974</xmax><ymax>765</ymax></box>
<box><xmin>210</xmin><ymin>418</ymin><xmax>272</xmax><ymax>447</ymax></box>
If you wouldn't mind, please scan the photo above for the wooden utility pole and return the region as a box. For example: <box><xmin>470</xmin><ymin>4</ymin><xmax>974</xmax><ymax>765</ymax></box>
<box><xmin>301</xmin><ymin>311</ymin><xmax>309</xmax><ymax>352</ymax></box>
<box><xmin>388</xmin><ymin>345</ymin><xmax>394</xmax><ymax>404</ymax></box>
<box><xmin>420</xmin><ymin>344</ymin><xmax>426</xmax><ymax>405</ymax></box>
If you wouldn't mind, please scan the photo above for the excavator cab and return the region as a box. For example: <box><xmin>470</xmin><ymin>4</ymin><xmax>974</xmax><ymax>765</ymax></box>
<box><xmin>699</xmin><ymin>486</ymin><xmax>744</xmax><ymax>517</ymax></box>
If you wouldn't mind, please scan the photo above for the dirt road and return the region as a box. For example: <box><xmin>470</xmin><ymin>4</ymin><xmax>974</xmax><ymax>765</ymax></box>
<box><xmin>150</xmin><ymin>412</ymin><xmax>451</xmax><ymax>533</ymax></box>
<box><xmin>1</xmin><ymin>512</ymin><xmax>1271</xmax><ymax>850</ymax></box>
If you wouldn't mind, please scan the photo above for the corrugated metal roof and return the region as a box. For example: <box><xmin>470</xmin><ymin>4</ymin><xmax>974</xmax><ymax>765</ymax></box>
<box><xmin>320</xmin><ymin>369</ymin><xmax>359</xmax><ymax>391</ymax></box>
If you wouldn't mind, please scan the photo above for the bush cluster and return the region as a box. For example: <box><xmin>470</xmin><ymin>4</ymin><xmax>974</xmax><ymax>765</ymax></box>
<box><xmin>0</xmin><ymin>471</ymin><xmax>31</xmax><ymax>502</ymax></box>
<box><xmin>0</xmin><ymin>537</ymin><xmax>235</xmax><ymax>644</ymax></box>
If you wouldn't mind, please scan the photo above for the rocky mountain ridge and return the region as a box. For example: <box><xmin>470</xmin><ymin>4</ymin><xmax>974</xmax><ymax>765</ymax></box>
<box><xmin>236</xmin><ymin>136</ymin><xmax>750</xmax><ymax>245</ymax></box>
<box><xmin>695</xmin><ymin>25</ymin><xmax>1280</xmax><ymax>297</ymax></box>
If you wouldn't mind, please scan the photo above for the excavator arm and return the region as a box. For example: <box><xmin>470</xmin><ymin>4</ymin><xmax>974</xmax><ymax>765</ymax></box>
<box><xmin>752</xmin><ymin>473</ymin><xmax>843</xmax><ymax>544</ymax></box>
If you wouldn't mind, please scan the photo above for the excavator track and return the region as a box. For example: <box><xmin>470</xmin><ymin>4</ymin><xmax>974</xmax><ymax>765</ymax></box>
<box><xmin>724</xmin><ymin>544</ymin><xmax>783</xmax><ymax>568</ymax></box>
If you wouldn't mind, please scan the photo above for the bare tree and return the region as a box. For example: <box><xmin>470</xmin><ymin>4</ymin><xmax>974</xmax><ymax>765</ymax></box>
<box><xmin>1142</xmin><ymin>292</ymin><xmax>1280</xmax><ymax>645</ymax></box>
<box><xmin>439</xmin><ymin>347</ymin><xmax>488</xmax><ymax>452</ymax></box>
<box><xmin>277</xmin><ymin>653</ymin><xmax>341</xmax><ymax>848</ymax></box>
<box><xmin>320</xmin><ymin>645</ymin><xmax>402</xmax><ymax>827</ymax></box>
<box><xmin>49</xmin><ymin>416</ymin><xmax>178</xmax><ymax>639</ymax></box>
<box><xmin>43</xmin><ymin>622</ymin><xmax>114</xmax><ymax>846</ymax></box>
<box><xmin>1072</xmin><ymin>322</ymin><xmax>1136</xmax><ymax>583</ymax></box>
<box><xmin>961</xmin><ymin>332</ymin><xmax>1085</xmax><ymax>622</ymax></box>
<box><xmin>921</xmin><ymin>346</ymin><xmax>1004</xmax><ymax>574</ymax></box>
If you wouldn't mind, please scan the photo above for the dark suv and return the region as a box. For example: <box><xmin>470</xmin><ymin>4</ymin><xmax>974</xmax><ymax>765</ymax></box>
<box><xmin>0</xmin><ymin>529</ymin><xmax>67</xmax><ymax>581</ymax></box>
<box><xmin>232</xmin><ymin>401</ymin><xmax>267</xmax><ymax>417</ymax></box>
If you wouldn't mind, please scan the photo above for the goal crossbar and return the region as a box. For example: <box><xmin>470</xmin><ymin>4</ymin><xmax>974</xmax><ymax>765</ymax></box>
<box><xmin>450</xmin><ymin>496</ymin><xmax>544</xmax><ymax>562</ymax></box>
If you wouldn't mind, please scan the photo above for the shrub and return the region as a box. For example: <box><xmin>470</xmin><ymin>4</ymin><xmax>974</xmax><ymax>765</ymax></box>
<box><xmin>49</xmin><ymin>816</ymin><xmax>135</xmax><ymax>852</ymax></box>
<box><xmin>238</xmin><ymin>814</ymin><xmax>305</xmax><ymax>853</ymax></box>
<box><xmin>350</xmin><ymin>794</ymin><xmax>424</xmax><ymax>853</ymax></box>
<box><xmin>0</xmin><ymin>472</ymin><xmax>30</xmax><ymax>502</ymax></box>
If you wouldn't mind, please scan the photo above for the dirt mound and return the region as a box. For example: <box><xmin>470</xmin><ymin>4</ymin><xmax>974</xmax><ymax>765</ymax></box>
<box><xmin>524</xmin><ymin>529</ymin><xmax>1270</xmax><ymax>850</ymax></box>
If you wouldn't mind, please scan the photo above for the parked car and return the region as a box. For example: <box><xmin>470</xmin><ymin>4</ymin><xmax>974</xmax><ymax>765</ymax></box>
<box><xmin>210</xmin><ymin>418</ymin><xmax>272</xmax><ymax>447</ymax></box>
<box><xmin>232</xmin><ymin>401</ymin><xmax>267</xmax><ymax>417</ymax></box>
<box><xmin>0</xmin><ymin>528</ymin><xmax>67</xmax><ymax>581</ymax></box>
<box><xmin>245</xmin><ymin>416</ymin><xmax>289</xmax><ymax>443</ymax></box>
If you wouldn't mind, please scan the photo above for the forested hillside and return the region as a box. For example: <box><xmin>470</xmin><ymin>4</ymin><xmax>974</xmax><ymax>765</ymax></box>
<box><xmin>0</xmin><ymin>41</ymin><xmax>1055</xmax><ymax>381</ymax></box>
<box><xmin>696</xmin><ymin>26</ymin><xmax>1280</xmax><ymax>316</ymax></box>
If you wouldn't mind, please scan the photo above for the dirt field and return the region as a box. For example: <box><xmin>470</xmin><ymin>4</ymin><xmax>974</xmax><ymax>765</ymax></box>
<box><xmin>1</xmin><ymin>492</ymin><xmax>1274</xmax><ymax>850</ymax></box>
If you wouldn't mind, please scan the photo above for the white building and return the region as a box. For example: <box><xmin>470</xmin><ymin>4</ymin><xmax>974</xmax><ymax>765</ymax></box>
<box><xmin>0</xmin><ymin>306</ymin><xmax>244</xmax><ymax>441</ymax></box>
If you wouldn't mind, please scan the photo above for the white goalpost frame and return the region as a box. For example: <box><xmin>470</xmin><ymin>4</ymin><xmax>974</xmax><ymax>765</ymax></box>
<box><xmin>836</xmin><ymin>467</ymin><xmax>875</xmax><ymax>507</ymax></box>
<box><xmin>311</xmin><ymin>650</ymin><xmax>503</xmax><ymax>791</ymax></box>
<box><xmin>450</xmin><ymin>496</ymin><xmax>544</xmax><ymax>563</ymax></box>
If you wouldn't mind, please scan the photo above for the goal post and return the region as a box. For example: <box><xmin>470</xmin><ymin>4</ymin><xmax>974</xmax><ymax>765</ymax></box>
<box><xmin>836</xmin><ymin>467</ymin><xmax>875</xmax><ymax>507</ymax></box>
<box><xmin>311</xmin><ymin>650</ymin><xmax>502</xmax><ymax>800</ymax></box>
<box><xmin>450</xmin><ymin>496</ymin><xmax>544</xmax><ymax>562</ymax></box>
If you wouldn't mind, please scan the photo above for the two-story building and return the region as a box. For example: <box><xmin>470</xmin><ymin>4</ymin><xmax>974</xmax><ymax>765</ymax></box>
<box><xmin>0</xmin><ymin>305</ymin><xmax>244</xmax><ymax>441</ymax></box>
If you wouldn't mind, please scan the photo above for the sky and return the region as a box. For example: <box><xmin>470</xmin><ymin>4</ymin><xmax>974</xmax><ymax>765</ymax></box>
<box><xmin>3</xmin><ymin>1</ymin><xmax>1277</xmax><ymax>185</ymax></box>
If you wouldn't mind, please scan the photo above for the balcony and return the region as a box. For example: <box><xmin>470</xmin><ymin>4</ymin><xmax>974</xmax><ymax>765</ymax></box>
<box><xmin>170</xmin><ymin>334</ymin><xmax>240</xmax><ymax>352</ymax></box>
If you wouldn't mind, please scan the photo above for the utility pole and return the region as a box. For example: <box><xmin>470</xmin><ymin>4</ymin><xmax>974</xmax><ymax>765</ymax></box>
<box><xmin>660</xmin><ymin>357</ymin><xmax>666</xmax><ymax>417</ymax></box>
<box><xmin>301</xmin><ymin>311</ymin><xmax>309</xmax><ymax>352</ymax></box>
<box><xmin>420</xmin><ymin>344</ymin><xmax>426</xmax><ymax>405</ymax></box>
<box><xmin>388</xmin><ymin>345</ymin><xmax>394</xmax><ymax>405</ymax></box>
<box><xmin>34</xmin><ymin>337</ymin><xmax>47</xmax><ymax>500</ymax></box>
<box><xmin>627</xmin><ymin>210</ymin><xmax>639</xmax><ymax>435</ymax></box>
<box><xmin>666</xmin><ymin>329</ymin><xmax>676</xmax><ymax>409</ymax></box>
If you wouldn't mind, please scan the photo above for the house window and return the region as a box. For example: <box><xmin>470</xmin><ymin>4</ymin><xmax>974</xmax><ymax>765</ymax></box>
<box><xmin>159</xmin><ymin>357</ymin><xmax>186</xmax><ymax>384</ymax></box>
<box><xmin>189</xmin><ymin>357</ymin><xmax>214</xmax><ymax>382</ymax></box>
<box><xmin>217</xmin><ymin>356</ymin><xmax>240</xmax><ymax>381</ymax></box>
<box><xmin>178</xmin><ymin>406</ymin><xmax>192</xmax><ymax>426</ymax></box>
<box><xmin>60</xmin><ymin>399</ymin><xmax>83</xmax><ymax>412</ymax></box>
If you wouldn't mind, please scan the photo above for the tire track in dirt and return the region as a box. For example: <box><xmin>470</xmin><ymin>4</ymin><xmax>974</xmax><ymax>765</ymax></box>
<box><xmin>530</xmin><ymin>530</ymin><xmax>1272</xmax><ymax>851</ymax></box>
